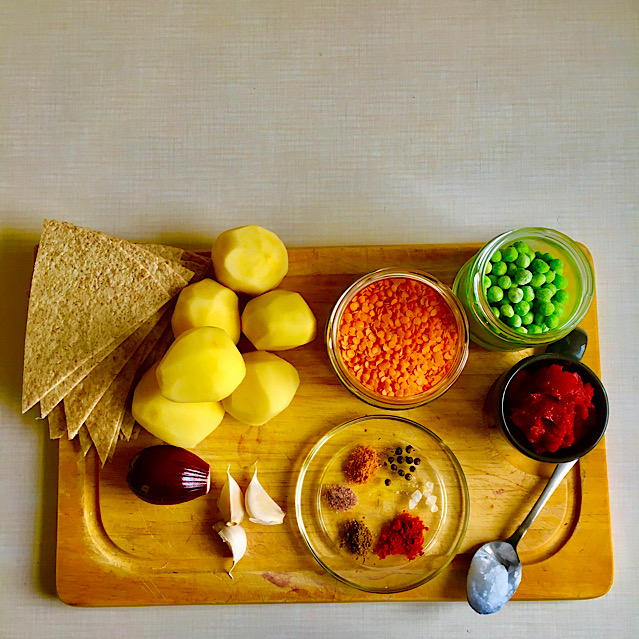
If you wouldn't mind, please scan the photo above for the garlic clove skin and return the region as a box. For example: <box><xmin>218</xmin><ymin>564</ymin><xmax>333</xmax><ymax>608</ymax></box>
<box><xmin>126</xmin><ymin>445</ymin><xmax>210</xmax><ymax>505</ymax></box>
<box><xmin>218</xmin><ymin>466</ymin><xmax>245</xmax><ymax>526</ymax></box>
<box><xmin>245</xmin><ymin>465</ymin><xmax>286</xmax><ymax>525</ymax></box>
<box><xmin>214</xmin><ymin>522</ymin><xmax>247</xmax><ymax>578</ymax></box>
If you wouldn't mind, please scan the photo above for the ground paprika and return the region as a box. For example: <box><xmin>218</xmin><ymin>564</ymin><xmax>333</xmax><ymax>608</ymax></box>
<box><xmin>375</xmin><ymin>511</ymin><xmax>428</xmax><ymax>561</ymax></box>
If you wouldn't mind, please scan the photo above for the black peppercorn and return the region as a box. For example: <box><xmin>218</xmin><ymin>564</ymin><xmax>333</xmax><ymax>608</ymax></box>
<box><xmin>385</xmin><ymin>478</ymin><xmax>391</xmax><ymax>486</ymax></box>
<box><xmin>414</xmin><ymin>458</ymin><xmax>421</xmax><ymax>465</ymax></box>
<box><xmin>390</xmin><ymin>463</ymin><xmax>397</xmax><ymax>471</ymax></box>
<box><xmin>405</xmin><ymin>445</ymin><xmax>413</xmax><ymax>454</ymax></box>
<box><xmin>405</xmin><ymin>456</ymin><xmax>413</xmax><ymax>464</ymax></box>
<box><xmin>397</xmin><ymin>456</ymin><xmax>404</xmax><ymax>464</ymax></box>
<box><xmin>395</xmin><ymin>447</ymin><xmax>402</xmax><ymax>456</ymax></box>
<box><xmin>388</xmin><ymin>456</ymin><xmax>394</xmax><ymax>463</ymax></box>
<box><xmin>398</xmin><ymin>469</ymin><xmax>405</xmax><ymax>477</ymax></box>
<box><xmin>405</xmin><ymin>473</ymin><xmax>412</xmax><ymax>481</ymax></box>
<box><xmin>409</xmin><ymin>465</ymin><xmax>416</xmax><ymax>472</ymax></box>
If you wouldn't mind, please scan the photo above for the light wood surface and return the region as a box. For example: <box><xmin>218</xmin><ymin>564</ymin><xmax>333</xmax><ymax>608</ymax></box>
<box><xmin>54</xmin><ymin>243</ymin><xmax>612</xmax><ymax>606</ymax></box>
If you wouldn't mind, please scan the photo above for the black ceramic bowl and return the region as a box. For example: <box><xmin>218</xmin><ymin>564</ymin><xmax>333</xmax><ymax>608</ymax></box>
<box><xmin>490</xmin><ymin>329</ymin><xmax>609</xmax><ymax>464</ymax></box>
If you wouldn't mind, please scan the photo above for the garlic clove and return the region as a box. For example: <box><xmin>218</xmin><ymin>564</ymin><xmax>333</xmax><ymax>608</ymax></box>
<box><xmin>245</xmin><ymin>465</ymin><xmax>285</xmax><ymax>525</ymax></box>
<box><xmin>218</xmin><ymin>466</ymin><xmax>245</xmax><ymax>526</ymax></box>
<box><xmin>214</xmin><ymin>522</ymin><xmax>247</xmax><ymax>578</ymax></box>
<box><xmin>126</xmin><ymin>445</ymin><xmax>210</xmax><ymax>505</ymax></box>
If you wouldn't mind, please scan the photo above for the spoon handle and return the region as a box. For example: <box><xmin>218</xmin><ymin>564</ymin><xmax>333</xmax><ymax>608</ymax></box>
<box><xmin>507</xmin><ymin>460</ymin><xmax>578</xmax><ymax>548</ymax></box>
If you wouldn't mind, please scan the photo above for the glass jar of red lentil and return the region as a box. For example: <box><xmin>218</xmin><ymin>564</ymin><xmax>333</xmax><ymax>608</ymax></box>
<box><xmin>325</xmin><ymin>268</ymin><xmax>469</xmax><ymax>409</ymax></box>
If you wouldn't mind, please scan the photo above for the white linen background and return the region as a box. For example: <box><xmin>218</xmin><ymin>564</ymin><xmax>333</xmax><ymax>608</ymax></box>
<box><xmin>1</xmin><ymin>1</ymin><xmax>637</xmax><ymax>638</ymax></box>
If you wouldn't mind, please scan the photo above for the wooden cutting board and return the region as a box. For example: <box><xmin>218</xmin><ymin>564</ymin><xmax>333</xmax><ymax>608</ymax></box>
<box><xmin>54</xmin><ymin>243</ymin><xmax>613</xmax><ymax>606</ymax></box>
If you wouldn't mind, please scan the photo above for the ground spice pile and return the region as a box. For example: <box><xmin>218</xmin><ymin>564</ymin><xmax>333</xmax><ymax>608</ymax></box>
<box><xmin>338</xmin><ymin>277</ymin><xmax>459</xmax><ymax>397</ymax></box>
<box><xmin>339</xmin><ymin>519</ymin><xmax>373</xmax><ymax>557</ymax></box>
<box><xmin>322</xmin><ymin>484</ymin><xmax>358</xmax><ymax>512</ymax></box>
<box><xmin>344</xmin><ymin>444</ymin><xmax>379</xmax><ymax>483</ymax></box>
<box><xmin>375</xmin><ymin>511</ymin><xmax>428</xmax><ymax>561</ymax></box>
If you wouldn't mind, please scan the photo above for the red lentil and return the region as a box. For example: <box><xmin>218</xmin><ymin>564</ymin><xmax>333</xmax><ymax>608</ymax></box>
<box><xmin>337</xmin><ymin>278</ymin><xmax>459</xmax><ymax>397</ymax></box>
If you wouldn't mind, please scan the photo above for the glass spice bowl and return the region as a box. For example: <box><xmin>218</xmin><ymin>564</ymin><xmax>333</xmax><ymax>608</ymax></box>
<box><xmin>295</xmin><ymin>415</ymin><xmax>470</xmax><ymax>593</ymax></box>
<box><xmin>452</xmin><ymin>228</ymin><xmax>594</xmax><ymax>351</ymax></box>
<box><xmin>325</xmin><ymin>268</ymin><xmax>470</xmax><ymax>410</ymax></box>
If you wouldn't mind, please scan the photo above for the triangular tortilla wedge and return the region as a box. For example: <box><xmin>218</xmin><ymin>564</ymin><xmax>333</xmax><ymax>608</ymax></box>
<box><xmin>61</xmin><ymin>305</ymin><xmax>168</xmax><ymax>438</ymax></box>
<box><xmin>22</xmin><ymin>220</ymin><xmax>173</xmax><ymax>412</ymax></box>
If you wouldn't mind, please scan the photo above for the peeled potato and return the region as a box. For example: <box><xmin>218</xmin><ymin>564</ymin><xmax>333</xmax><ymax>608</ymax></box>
<box><xmin>211</xmin><ymin>225</ymin><xmax>288</xmax><ymax>295</ymax></box>
<box><xmin>222</xmin><ymin>351</ymin><xmax>300</xmax><ymax>426</ymax></box>
<box><xmin>241</xmin><ymin>289</ymin><xmax>316</xmax><ymax>351</ymax></box>
<box><xmin>156</xmin><ymin>326</ymin><xmax>246</xmax><ymax>402</ymax></box>
<box><xmin>171</xmin><ymin>278</ymin><xmax>241</xmax><ymax>343</ymax></box>
<box><xmin>132</xmin><ymin>363</ymin><xmax>225</xmax><ymax>448</ymax></box>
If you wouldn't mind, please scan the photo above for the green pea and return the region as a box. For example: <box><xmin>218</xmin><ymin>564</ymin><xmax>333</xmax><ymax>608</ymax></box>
<box><xmin>506</xmin><ymin>262</ymin><xmax>518</xmax><ymax>276</ymax></box>
<box><xmin>487</xmin><ymin>286</ymin><xmax>504</xmax><ymax>303</ymax></box>
<box><xmin>497</xmin><ymin>275</ymin><xmax>512</xmax><ymax>289</ymax></box>
<box><xmin>514</xmin><ymin>268</ymin><xmax>532</xmax><ymax>285</ymax></box>
<box><xmin>506</xmin><ymin>314</ymin><xmax>522</xmax><ymax>328</ymax></box>
<box><xmin>544</xmin><ymin>314</ymin><xmax>560</xmax><ymax>329</ymax></box>
<box><xmin>530</xmin><ymin>258</ymin><xmax>550</xmax><ymax>274</ymax></box>
<box><xmin>554</xmin><ymin>266</ymin><xmax>564</xmax><ymax>275</ymax></box>
<box><xmin>535</xmin><ymin>287</ymin><xmax>553</xmax><ymax>302</ymax></box>
<box><xmin>542</xmin><ymin>324</ymin><xmax>550</xmax><ymax>332</ymax></box>
<box><xmin>554</xmin><ymin>274</ymin><xmax>568</xmax><ymax>289</ymax></box>
<box><xmin>502</xmin><ymin>246</ymin><xmax>518</xmax><ymax>262</ymax></box>
<box><xmin>485</xmin><ymin>261</ymin><xmax>492</xmax><ymax>274</ymax></box>
<box><xmin>528</xmin><ymin>324</ymin><xmax>543</xmax><ymax>334</ymax></box>
<box><xmin>514</xmin><ymin>300</ymin><xmax>530</xmax><ymax>316</ymax></box>
<box><xmin>522</xmin><ymin>285</ymin><xmax>535</xmax><ymax>302</ymax></box>
<box><xmin>542</xmin><ymin>282</ymin><xmax>557</xmax><ymax>297</ymax></box>
<box><xmin>514</xmin><ymin>326</ymin><xmax>528</xmax><ymax>334</ymax></box>
<box><xmin>492</xmin><ymin>261</ymin><xmax>507</xmax><ymax>276</ymax></box>
<box><xmin>508</xmin><ymin>287</ymin><xmax>524</xmax><ymax>304</ymax></box>
<box><xmin>549</xmin><ymin>259</ymin><xmax>563</xmax><ymax>271</ymax></box>
<box><xmin>544</xmin><ymin>269</ymin><xmax>556</xmax><ymax>284</ymax></box>
<box><xmin>491</xmin><ymin>250</ymin><xmax>502</xmax><ymax>263</ymax></box>
<box><xmin>483</xmin><ymin>275</ymin><xmax>492</xmax><ymax>289</ymax></box>
<box><xmin>515</xmin><ymin>253</ymin><xmax>531</xmax><ymax>268</ymax></box>
<box><xmin>554</xmin><ymin>302</ymin><xmax>566</xmax><ymax>316</ymax></box>
<box><xmin>521</xmin><ymin>311</ymin><xmax>534</xmax><ymax>325</ymax></box>
<box><xmin>500</xmin><ymin>303</ymin><xmax>515</xmax><ymax>318</ymax></box>
<box><xmin>542</xmin><ymin>252</ymin><xmax>554</xmax><ymax>263</ymax></box>
<box><xmin>530</xmin><ymin>273</ymin><xmax>546</xmax><ymax>288</ymax></box>
<box><xmin>513</xmin><ymin>241</ymin><xmax>530</xmax><ymax>254</ymax></box>
<box><xmin>535</xmin><ymin>251</ymin><xmax>543</xmax><ymax>259</ymax></box>
<box><xmin>488</xmin><ymin>274</ymin><xmax>498</xmax><ymax>286</ymax></box>
<box><xmin>534</xmin><ymin>312</ymin><xmax>545</xmax><ymax>326</ymax></box>
<box><xmin>539</xmin><ymin>301</ymin><xmax>555</xmax><ymax>316</ymax></box>
<box><xmin>554</xmin><ymin>289</ymin><xmax>570</xmax><ymax>304</ymax></box>
<box><xmin>491</xmin><ymin>306</ymin><xmax>500</xmax><ymax>318</ymax></box>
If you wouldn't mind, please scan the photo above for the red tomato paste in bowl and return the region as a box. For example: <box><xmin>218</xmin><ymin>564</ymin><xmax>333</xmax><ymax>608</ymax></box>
<box><xmin>507</xmin><ymin>364</ymin><xmax>596</xmax><ymax>455</ymax></box>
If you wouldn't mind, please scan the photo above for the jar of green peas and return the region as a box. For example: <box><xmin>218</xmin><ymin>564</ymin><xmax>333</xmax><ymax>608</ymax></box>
<box><xmin>452</xmin><ymin>228</ymin><xmax>594</xmax><ymax>351</ymax></box>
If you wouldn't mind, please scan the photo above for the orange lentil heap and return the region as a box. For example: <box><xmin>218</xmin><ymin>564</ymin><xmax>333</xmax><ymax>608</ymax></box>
<box><xmin>338</xmin><ymin>278</ymin><xmax>459</xmax><ymax>398</ymax></box>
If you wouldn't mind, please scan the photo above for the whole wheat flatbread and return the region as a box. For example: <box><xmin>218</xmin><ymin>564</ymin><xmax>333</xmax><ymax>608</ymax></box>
<box><xmin>22</xmin><ymin>220</ymin><xmax>173</xmax><ymax>412</ymax></box>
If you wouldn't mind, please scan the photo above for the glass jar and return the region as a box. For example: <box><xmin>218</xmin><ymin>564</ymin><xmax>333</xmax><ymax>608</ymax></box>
<box><xmin>452</xmin><ymin>228</ymin><xmax>594</xmax><ymax>351</ymax></box>
<box><xmin>325</xmin><ymin>268</ymin><xmax>469</xmax><ymax>409</ymax></box>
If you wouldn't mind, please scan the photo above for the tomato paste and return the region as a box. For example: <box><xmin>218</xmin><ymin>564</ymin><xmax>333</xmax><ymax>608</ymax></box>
<box><xmin>508</xmin><ymin>364</ymin><xmax>595</xmax><ymax>454</ymax></box>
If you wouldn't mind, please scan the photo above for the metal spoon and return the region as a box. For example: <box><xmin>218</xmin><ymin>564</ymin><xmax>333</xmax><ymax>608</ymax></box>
<box><xmin>467</xmin><ymin>460</ymin><xmax>577</xmax><ymax>614</ymax></box>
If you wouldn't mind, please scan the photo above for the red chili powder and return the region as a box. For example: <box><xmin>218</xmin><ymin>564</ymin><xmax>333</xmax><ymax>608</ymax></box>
<box><xmin>337</xmin><ymin>278</ymin><xmax>459</xmax><ymax>398</ymax></box>
<box><xmin>375</xmin><ymin>512</ymin><xmax>428</xmax><ymax>561</ymax></box>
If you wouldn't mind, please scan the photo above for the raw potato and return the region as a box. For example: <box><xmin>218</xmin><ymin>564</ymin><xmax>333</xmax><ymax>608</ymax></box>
<box><xmin>241</xmin><ymin>290</ymin><xmax>316</xmax><ymax>351</ymax></box>
<box><xmin>132</xmin><ymin>363</ymin><xmax>225</xmax><ymax>448</ymax></box>
<box><xmin>211</xmin><ymin>225</ymin><xmax>288</xmax><ymax>295</ymax></box>
<box><xmin>222</xmin><ymin>351</ymin><xmax>300</xmax><ymax>426</ymax></box>
<box><xmin>156</xmin><ymin>326</ymin><xmax>246</xmax><ymax>402</ymax></box>
<box><xmin>171</xmin><ymin>278</ymin><xmax>241</xmax><ymax>343</ymax></box>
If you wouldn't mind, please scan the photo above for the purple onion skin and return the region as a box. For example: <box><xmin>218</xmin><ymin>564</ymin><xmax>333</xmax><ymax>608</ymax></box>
<box><xmin>126</xmin><ymin>445</ymin><xmax>211</xmax><ymax>505</ymax></box>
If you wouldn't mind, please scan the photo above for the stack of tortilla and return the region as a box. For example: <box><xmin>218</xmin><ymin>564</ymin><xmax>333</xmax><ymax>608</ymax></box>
<box><xmin>22</xmin><ymin>220</ymin><xmax>211</xmax><ymax>465</ymax></box>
